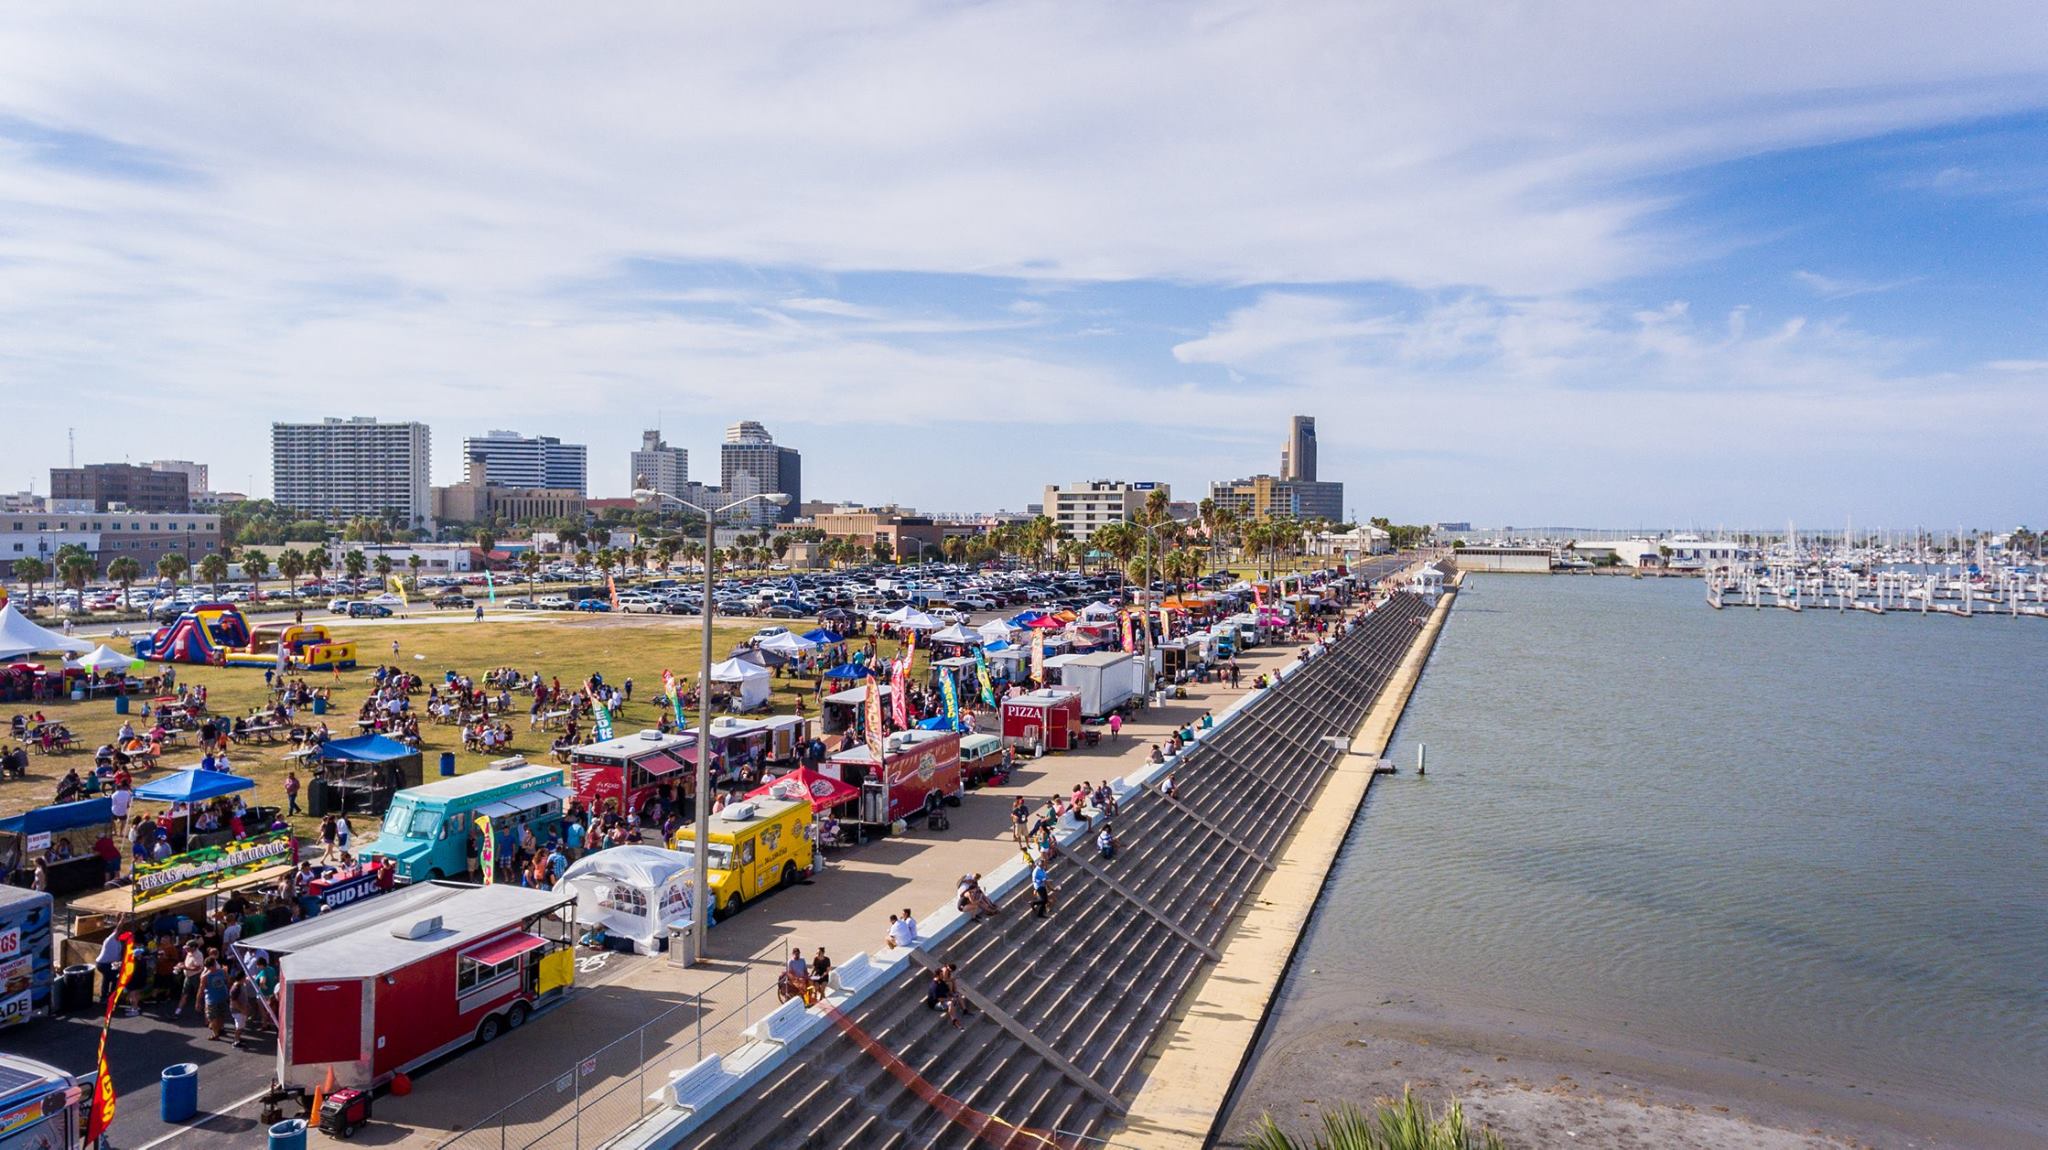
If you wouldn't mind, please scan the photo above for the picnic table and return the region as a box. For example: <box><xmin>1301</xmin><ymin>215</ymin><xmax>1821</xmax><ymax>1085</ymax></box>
<box><xmin>283</xmin><ymin>746</ymin><xmax>321</xmax><ymax>762</ymax></box>
<box><xmin>540</xmin><ymin>709</ymin><xmax>571</xmax><ymax>729</ymax></box>
<box><xmin>241</xmin><ymin>724</ymin><xmax>287</xmax><ymax>744</ymax></box>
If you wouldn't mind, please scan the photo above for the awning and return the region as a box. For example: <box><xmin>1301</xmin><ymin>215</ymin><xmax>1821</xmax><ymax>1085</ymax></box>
<box><xmin>640</xmin><ymin>751</ymin><xmax>691</xmax><ymax>778</ymax></box>
<box><xmin>463</xmin><ymin>931</ymin><xmax>546</xmax><ymax>966</ymax></box>
<box><xmin>475</xmin><ymin>785</ymin><xmax>572</xmax><ymax>820</ymax></box>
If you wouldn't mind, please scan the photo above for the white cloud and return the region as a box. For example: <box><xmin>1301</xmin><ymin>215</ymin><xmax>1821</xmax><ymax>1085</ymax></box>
<box><xmin>1793</xmin><ymin>270</ymin><xmax>1920</xmax><ymax>299</ymax></box>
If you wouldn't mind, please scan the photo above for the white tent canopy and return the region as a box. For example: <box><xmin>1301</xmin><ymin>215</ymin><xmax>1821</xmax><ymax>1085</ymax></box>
<box><xmin>553</xmin><ymin>845</ymin><xmax>697</xmax><ymax>955</ymax></box>
<box><xmin>975</xmin><ymin>619</ymin><xmax>1017</xmax><ymax>644</ymax></box>
<box><xmin>708</xmin><ymin>657</ymin><xmax>772</xmax><ymax>709</ymax></box>
<box><xmin>1079</xmin><ymin>601</ymin><xmax>1117</xmax><ymax>619</ymax></box>
<box><xmin>926</xmin><ymin>623</ymin><xmax>981</xmax><ymax>645</ymax></box>
<box><xmin>881</xmin><ymin>606</ymin><xmax>940</xmax><ymax>630</ymax></box>
<box><xmin>0</xmin><ymin>603</ymin><xmax>95</xmax><ymax>660</ymax></box>
<box><xmin>756</xmin><ymin>631</ymin><xmax>818</xmax><ymax>656</ymax></box>
<box><xmin>77</xmin><ymin>643</ymin><xmax>139</xmax><ymax>673</ymax></box>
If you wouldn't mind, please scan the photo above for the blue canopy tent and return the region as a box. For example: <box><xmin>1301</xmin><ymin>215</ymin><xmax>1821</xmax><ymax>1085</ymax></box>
<box><xmin>800</xmin><ymin>628</ymin><xmax>846</xmax><ymax>645</ymax></box>
<box><xmin>823</xmin><ymin>663</ymin><xmax>875</xmax><ymax>680</ymax></box>
<box><xmin>1008</xmin><ymin>611</ymin><xmax>1045</xmax><ymax>627</ymax></box>
<box><xmin>0</xmin><ymin>797</ymin><xmax>117</xmax><ymax>892</ymax></box>
<box><xmin>312</xmin><ymin>733</ymin><xmax>424</xmax><ymax>813</ymax></box>
<box><xmin>914</xmin><ymin>716</ymin><xmax>972</xmax><ymax>732</ymax></box>
<box><xmin>0</xmin><ymin>797</ymin><xmax>114</xmax><ymax>837</ymax></box>
<box><xmin>134</xmin><ymin>767</ymin><xmax>255</xmax><ymax>804</ymax></box>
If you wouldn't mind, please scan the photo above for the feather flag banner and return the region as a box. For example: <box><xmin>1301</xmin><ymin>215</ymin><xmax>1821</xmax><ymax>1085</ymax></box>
<box><xmin>863</xmin><ymin>675</ymin><xmax>885</xmax><ymax>760</ymax></box>
<box><xmin>973</xmin><ymin>645</ymin><xmax>996</xmax><ymax>706</ymax></box>
<box><xmin>890</xmin><ymin>657</ymin><xmax>909</xmax><ymax>729</ymax></box>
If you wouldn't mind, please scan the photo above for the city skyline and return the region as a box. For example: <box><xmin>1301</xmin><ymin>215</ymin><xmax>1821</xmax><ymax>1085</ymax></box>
<box><xmin>2</xmin><ymin>5</ymin><xmax>2045</xmax><ymax>525</ymax></box>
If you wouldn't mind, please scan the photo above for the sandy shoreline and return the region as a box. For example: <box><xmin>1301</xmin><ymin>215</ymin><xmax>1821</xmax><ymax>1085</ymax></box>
<box><xmin>1221</xmin><ymin>991</ymin><xmax>2046</xmax><ymax>1150</ymax></box>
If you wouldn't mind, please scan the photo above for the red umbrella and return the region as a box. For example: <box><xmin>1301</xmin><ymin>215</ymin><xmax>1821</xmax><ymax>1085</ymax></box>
<box><xmin>1025</xmin><ymin>616</ymin><xmax>1064</xmax><ymax>630</ymax></box>
<box><xmin>748</xmin><ymin>767</ymin><xmax>859</xmax><ymax>809</ymax></box>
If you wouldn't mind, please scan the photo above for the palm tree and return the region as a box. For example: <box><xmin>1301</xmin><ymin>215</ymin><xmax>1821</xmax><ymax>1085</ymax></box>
<box><xmin>405</xmin><ymin>552</ymin><xmax>424</xmax><ymax>590</ymax></box>
<box><xmin>474</xmin><ymin>528</ymin><xmax>498</xmax><ymax>571</ymax></box>
<box><xmin>56</xmin><ymin>546</ymin><xmax>96</xmax><ymax>601</ymax></box>
<box><xmin>653</xmin><ymin>539</ymin><xmax>678</xmax><ymax>574</ymax></box>
<box><xmin>342</xmin><ymin>549</ymin><xmax>367</xmax><ymax>583</ymax></box>
<box><xmin>276</xmin><ymin>548</ymin><xmax>306</xmax><ymax>593</ymax></box>
<box><xmin>107</xmin><ymin>556</ymin><xmax>142</xmax><ymax>611</ymax></box>
<box><xmin>771</xmin><ymin>534</ymin><xmax>792</xmax><ymax>566</ymax></box>
<box><xmin>1245</xmin><ymin>1090</ymin><xmax>1505</xmax><ymax>1150</ymax></box>
<box><xmin>197</xmin><ymin>553</ymin><xmax>230</xmax><ymax>594</ymax></box>
<box><xmin>557</xmin><ymin>526</ymin><xmax>586</xmax><ymax>556</ymax></box>
<box><xmin>371</xmin><ymin>553</ymin><xmax>394</xmax><ymax>587</ymax></box>
<box><xmin>156</xmin><ymin>553</ymin><xmax>189</xmax><ymax>589</ymax></box>
<box><xmin>10</xmin><ymin>557</ymin><xmax>49</xmax><ymax>607</ymax></box>
<box><xmin>518</xmin><ymin>550</ymin><xmax>542</xmax><ymax>600</ymax></box>
<box><xmin>241</xmin><ymin>548</ymin><xmax>271</xmax><ymax>598</ymax></box>
<box><xmin>304</xmin><ymin>548</ymin><xmax>327</xmax><ymax>586</ymax></box>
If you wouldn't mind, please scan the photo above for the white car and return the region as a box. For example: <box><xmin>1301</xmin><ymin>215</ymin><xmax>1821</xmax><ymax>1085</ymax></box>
<box><xmin>328</xmin><ymin>598</ymin><xmax>353</xmax><ymax>613</ymax></box>
<box><xmin>368</xmin><ymin>593</ymin><xmax>405</xmax><ymax>607</ymax></box>
<box><xmin>752</xmin><ymin>625</ymin><xmax>790</xmax><ymax>641</ymax></box>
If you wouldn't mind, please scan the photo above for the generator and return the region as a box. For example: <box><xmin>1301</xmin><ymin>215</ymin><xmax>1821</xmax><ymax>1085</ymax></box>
<box><xmin>319</xmin><ymin>1088</ymin><xmax>373</xmax><ymax>1138</ymax></box>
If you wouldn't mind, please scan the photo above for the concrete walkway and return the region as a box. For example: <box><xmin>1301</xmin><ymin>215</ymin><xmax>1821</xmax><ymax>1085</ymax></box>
<box><xmin>1116</xmin><ymin>571</ymin><xmax>1460</xmax><ymax>1149</ymax></box>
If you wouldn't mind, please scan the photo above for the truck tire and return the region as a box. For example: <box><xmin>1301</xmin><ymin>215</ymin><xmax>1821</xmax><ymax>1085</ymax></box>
<box><xmin>780</xmin><ymin>862</ymin><xmax>798</xmax><ymax>889</ymax></box>
<box><xmin>428</xmin><ymin>868</ymin><xmax>446</xmax><ymax>881</ymax></box>
<box><xmin>476</xmin><ymin>1014</ymin><xmax>503</xmax><ymax>1045</ymax></box>
<box><xmin>506</xmin><ymin>1003</ymin><xmax>529</xmax><ymax>1030</ymax></box>
<box><xmin>725</xmin><ymin>894</ymin><xmax>744</xmax><ymax>918</ymax></box>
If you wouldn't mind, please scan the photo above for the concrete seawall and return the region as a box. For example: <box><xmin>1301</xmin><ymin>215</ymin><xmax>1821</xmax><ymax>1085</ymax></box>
<box><xmin>1115</xmin><ymin>573</ymin><xmax>1464</xmax><ymax>1149</ymax></box>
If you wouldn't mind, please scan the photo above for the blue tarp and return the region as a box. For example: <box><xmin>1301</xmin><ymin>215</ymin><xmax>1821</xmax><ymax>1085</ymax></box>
<box><xmin>1008</xmin><ymin>611</ymin><xmax>1045</xmax><ymax>627</ymax></box>
<box><xmin>801</xmin><ymin>629</ymin><xmax>845</xmax><ymax>645</ymax></box>
<box><xmin>0</xmin><ymin>797</ymin><xmax>114</xmax><ymax>836</ymax></box>
<box><xmin>822</xmin><ymin>663</ymin><xmax>875</xmax><ymax>680</ymax></box>
<box><xmin>914</xmin><ymin>716</ymin><xmax>972</xmax><ymax>731</ymax></box>
<box><xmin>316</xmin><ymin>733</ymin><xmax>419</xmax><ymax>763</ymax></box>
<box><xmin>133</xmin><ymin>767</ymin><xmax>255</xmax><ymax>804</ymax></box>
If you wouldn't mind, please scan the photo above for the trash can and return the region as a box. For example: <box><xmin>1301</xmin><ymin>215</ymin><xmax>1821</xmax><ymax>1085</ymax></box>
<box><xmin>312</xmin><ymin>696</ymin><xmax>327</xmax><ymax>716</ymax></box>
<box><xmin>267</xmin><ymin>1119</ymin><xmax>309</xmax><ymax>1150</ymax></box>
<box><xmin>59</xmin><ymin>965</ymin><xmax>94</xmax><ymax>1015</ymax></box>
<box><xmin>159</xmin><ymin>1063</ymin><xmax>198</xmax><ymax>1123</ymax></box>
<box><xmin>70</xmin><ymin>688</ymin><xmax>85</xmax><ymax>702</ymax></box>
<box><xmin>439</xmin><ymin>752</ymin><xmax>456</xmax><ymax>777</ymax></box>
<box><xmin>115</xmin><ymin>694</ymin><xmax>130</xmax><ymax>715</ymax></box>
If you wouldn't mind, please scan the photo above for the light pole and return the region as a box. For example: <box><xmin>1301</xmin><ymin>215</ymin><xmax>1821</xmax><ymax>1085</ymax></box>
<box><xmin>633</xmin><ymin>483</ymin><xmax>789</xmax><ymax>964</ymax></box>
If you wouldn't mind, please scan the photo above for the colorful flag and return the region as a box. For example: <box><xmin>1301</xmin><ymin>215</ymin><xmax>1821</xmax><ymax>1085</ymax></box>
<box><xmin>588</xmin><ymin>689</ymin><xmax>613</xmax><ymax>741</ymax></box>
<box><xmin>1119</xmin><ymin>610</ymin><xmax>1134</xmax><ymax>653</ymax></box>
<box><xmin>607</xmin><ymin>572</ymin><xmax>621</xmax><ymax>611</ymax></box>
<box><xmin>84</xmin><ymin>932</ymin><xmax>136</xmax><ymax>1144</ymax></box>
<box><xmin>662</xmin><ymin>669</ymin><xmax>686</xmax><ymax>727</ymax></box>
<box><xmin>972</xmin><ymin>645</ymin><xmax>996</xmax><ymax>706</ymax></box>
<box><xmin>485</xmin><ymin>570</ymin><xmax>496</xmax><ymax>604</ymax></box>
<box><xmin>387</xmin><ymin>574</ymin><xmax>409</xmax><ymax>606</ymax></box>
<box><xmin>863</xmin><ymin>675</ymin><xmax>885</xmax><ymax>760</ymax></box>
<box><xmin>940</xmin><ymin>668</ymin><xmax>960</xmax><ymax>724</ymax></box>
<box><xmin>890</xmin><ymin>657</ymin><xmax>909</xmax><ymax>729</ymax></box>
<box><xmin>1031</xmin><ymin>631</ymin><xmax>1045</xmax><ymax>685</ymax></box>
<box><xmin>475</xmin><ymin>814</ymin><xmax>495</xmax><ymax>885</ymax></box>
<box><xmin>1159</xmin><ymin>605</ymin><xmax>1172</xmax><ymax>641</ymax></box>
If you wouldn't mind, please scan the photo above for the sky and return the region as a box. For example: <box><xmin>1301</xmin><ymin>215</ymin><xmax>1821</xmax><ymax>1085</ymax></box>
<box><xmin>2</xmin><ymin>2</ymin><xmax>2045</xmax><ymax>530</ymax></box>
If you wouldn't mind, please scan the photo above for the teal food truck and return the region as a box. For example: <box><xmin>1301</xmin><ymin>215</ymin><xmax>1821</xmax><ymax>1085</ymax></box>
<box><xmin>362</xmin><ymin>762</ymin><xmax>569</xmax><ymax>883</ymax></box>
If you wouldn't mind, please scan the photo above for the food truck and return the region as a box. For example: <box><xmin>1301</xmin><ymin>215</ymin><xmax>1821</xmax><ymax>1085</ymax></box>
<box><xmin>700</xmin><ymin>715</ymin><xmax>806</xmax><ymax>774</ymax></box>
<box><xmin>567</xmin><ymin>730</ymin><xmax>695</xmax><ymax>818</ymax></box>
<box><xmin>1052</xmin><ymin>651</ymin><xmax>1148</xmax><ymax>718</ymax></box>
<box><xmin>363</xmin><ymin>763</ymin><xmax>569</xmax><ymax>883</ymax></box>
<box><xmin>1000</xmin><ymin>689</ymin><xmax>1083</xmax><ymax>752</ymax></box>
<box><xmin>957</xmin><ymin>733</ymin><xmax>1007</xmax><ymax>785</ymax></box>
<box><xmin>253</xmin><ymin>882</ymin><xmax>576</xmax><ymax>1096</ymax></box>
<box><xmin>0</xmin><ymin>886</ymin><xmax>54</xmax><ymax>1029</ymax></box>
<box><xmin>824</xmin><ymin>728</ymin><xmax>963</xmax><ymax>827</ymax></box>
<box><xmin>0</xmin><ymin>1053</ymin><xmax>94</xmax><ymax>1150</ymax></box>
<box><xmin>669</xmin><ymin>796</ymin><xmax>815</xmax><ymax>920</ymax></box>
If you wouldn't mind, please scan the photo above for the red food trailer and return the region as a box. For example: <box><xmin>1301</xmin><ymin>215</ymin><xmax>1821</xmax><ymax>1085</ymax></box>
<box><xmin>1001</xmin><ymin>688</ymin><xmax>1083</xmax><ymax>752</ymax></box>
<box><xmin>249</xmin><ymin>882</ymin><xmax>577</xmax><ymax>1097</ymax></box>
<box><xmin>568</xmin><ymin>730</ymin><xmax>696</xmax><ymax>819</ymax></box>
<box><xmin>824</xmin><ymin>728</ymin><xmax>963</xmax><ymax>827</ymax></box>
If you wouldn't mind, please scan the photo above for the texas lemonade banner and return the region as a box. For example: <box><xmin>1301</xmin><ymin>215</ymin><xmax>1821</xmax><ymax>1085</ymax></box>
<box><xmin>133</xmin><ymin>831</ymin><xmax>296</xmax><ymax>906</ymax></box>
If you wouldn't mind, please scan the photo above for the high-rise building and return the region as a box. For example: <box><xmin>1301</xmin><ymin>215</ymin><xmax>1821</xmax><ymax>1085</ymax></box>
<box><xmin>629</xmin><ymin>431</ymin><xmax>689</xmax><ymax>500</ymax></box>
<box><xmin>1208</xmin><ymin>473</ymin><xmax>1344</xmax><ymax>523</ymax></box>
<box><xmin>1041</xmin><ymin>480</ymin><xmax>1168</xmax><ymax>541</ymax></box>
<box><xmin>49</xmin><ymin>463</ymin><xmax>192</xmax><ymax>513</ymax></box>
<box><xmin>720</xmin><ymin>422</ymin><xmax>801</xmax><ymax>525</ymax></box>
<box><xmin>1281</xmin><ymin>415</ymin><xmax>1317</xmax><ymax>482</ymax></box>
<box><xmin>271</xmin><ymin>417</ymin><xmax>432</xmax><ymax>527</ymax></box>
<box><xmin>460</xmin><ymin>431</ymin><xmax>587</xmax><ymax>494</ymax></box>
<box><xmin>142</xmin><ymin>460</ymin><xmax>210</xmax><ymax>496</ymax></box>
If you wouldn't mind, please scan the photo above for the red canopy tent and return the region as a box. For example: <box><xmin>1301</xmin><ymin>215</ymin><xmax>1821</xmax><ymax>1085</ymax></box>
<box><xmin>748</xmin><ymin>767</ymin><xmax>859</xmax><ymax>810</ymax></box>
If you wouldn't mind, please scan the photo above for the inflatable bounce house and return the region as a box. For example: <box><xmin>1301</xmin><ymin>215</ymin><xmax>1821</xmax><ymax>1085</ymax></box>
<box><xmin>135</xmin><ymin>605</ymin><xmax>356</xmax><ymax>670</ymax></box>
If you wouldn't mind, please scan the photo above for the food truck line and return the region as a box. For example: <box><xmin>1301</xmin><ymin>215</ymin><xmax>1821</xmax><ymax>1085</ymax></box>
<box><xmin>341</xmin><ymin>637</ymin><xmax>1308</xmax><ymax>1149</ymax></box>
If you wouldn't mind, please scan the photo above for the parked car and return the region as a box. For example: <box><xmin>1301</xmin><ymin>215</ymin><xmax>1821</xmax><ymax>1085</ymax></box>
<box><xmin>368</xmin><ymin>593</ymin><xmax>405</xmax><ymax>607</ymax></box>
<box><xmin>347</xmin><ymin>602</ymin><xmax>393</xmax><ymax>618</ymax></box>
<box><xmin>328</xmin><ymin>598</ymin><xmax>353</xmax><ymax>613</ymax></box>
<box><xmin>432</xmin><ymin>592</ymin><xmax>472</xmax><ymax>609</ymax></box>
<box><xmin>573</xmin><ymin>599</ymin><xmax>611</xmax><ymax>612</ymax></box>
<box><xmin>504</xmin><ymin>597</ymin><xmax>536</xmax><ymax>609</ymax></box>
<box><xmin>537</xmin><ymin>595</ymin><xmax>572</xmax><ymax>610</ymax></box>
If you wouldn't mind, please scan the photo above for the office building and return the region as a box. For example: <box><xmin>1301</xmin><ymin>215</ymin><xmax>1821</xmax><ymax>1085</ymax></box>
<box><xmin>2</xmin><ymin>509</ymin><xmax>222</xmax><ymax>573</ymax></box>
<box><xmin>432</xmin><ymin>454</ymin><xmax>587</xmax><ymax>525</ymax></box>
<box><xmin>461</xmin><ymin>431</ymin><xmax>587</xmax><ymax>494</ymax></box>
<box><xmin>720</xmin><ymin>422</ymin><xmax>802</xmax><ymax>525</ymax></box>
<box><xmin>629</xmin><ymin>431</ymin><xmax>689</xmax><ymax>500</ymax></box>
<box><xmin>1208</xmin><ymin>474</ymin><xmax>1345</xmax><ymax>523</ymax></box>
<box><xmin>142</xmin><ymin>460</ymin><xmax>210</xmax><ymax>496</ymax></box>
<box><xmin>1041</xmin><ymin>480</ymin><xmax>1168</xmax><ymax>542</ymax></box>
<box><xmin>271</xmin><ymin>417</ymin><xmax>432</xmax><ymax>527</ymax></box>
<box><xmin>813</xmin><ymin>506</ymin><xmax>948</xmax><ymax>560</ymax></box>
<box><xmin>49</xmin><ymin>463</ymin><xmax>191</xmax><ymax>513</ymax></box>
<box><xmin>1281</xmin><ymin>415</ymin><xmax>1317</xmax><ymax>482</ymax></box>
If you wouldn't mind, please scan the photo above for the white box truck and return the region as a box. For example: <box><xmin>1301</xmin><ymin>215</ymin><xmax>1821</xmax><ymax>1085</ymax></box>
<box><xmin>1058</xmin><ymin>651</ymin><xmax>1147</xmax><ymax>718</ymax></box>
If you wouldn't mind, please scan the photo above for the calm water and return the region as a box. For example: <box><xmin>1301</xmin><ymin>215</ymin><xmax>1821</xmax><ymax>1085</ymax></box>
<box><xmin>1276</xmin><ymin>574</ymin><xmax>2048</xmax><ymax>1110</ymax></box>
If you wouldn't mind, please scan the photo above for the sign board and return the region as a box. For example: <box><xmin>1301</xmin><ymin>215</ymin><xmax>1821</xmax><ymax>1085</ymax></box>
<box><xmin>0</xmin><ymin>926</ymin><xmax>20</xmax><ymax>963</ymax></box>
<box><xmin>314</xmin><ymin>871</ymin><xmax>384</xmax><ymax>914</ymax></box>
<box><xmin>0</xmin><ymin>990</ymin><xmax>34</xmax><ymax>1029</ymax></box>
<box><xmin>23</xmin><ymin>832</ymin><xmax>50</xmax><ymax>852</ymax></box>
<box><xmin>133</xmin><ymin>831</ymin><xmax>296</xmax><ymax>907</ymax></box>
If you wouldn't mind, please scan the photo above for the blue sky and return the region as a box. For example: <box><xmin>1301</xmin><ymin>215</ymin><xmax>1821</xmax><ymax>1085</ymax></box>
<box><xmin>1</xmin><ymin>3</ymin><xmax>2044</xmax><ymax>528</ymax></box>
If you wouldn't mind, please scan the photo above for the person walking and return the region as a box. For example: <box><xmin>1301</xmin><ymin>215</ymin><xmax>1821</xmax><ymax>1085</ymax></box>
<box><xmin>335</xmin><ymin>813</ymin><xmax>353</xmax><ymax>856</ymax></box>
<box><xmin>94</xmin><ymin>926</ymin><xmax>127</xmax><ymax>1008</ymax></box>
<box><xmin>318</xmin><ymin>814</ymin><xmax>338</xmax><ymax>863</ymax></box>
<box><xmin>1096</xmin><ymin>823</ymin><xmax>1117</xmax><ymax>861</ymax></box>
<box><xmin>283</xmin><ymin>770</ymin><xmax>301</xmax><ymax>817</ymax></box>
<box><xmin>1107</xmin><ymin>712</ymin><xmax>1122</xmax><ymax>741</ymax></box>
<box><xmin>200</xmin><ymin>958</ymin><xmax>232</xmax><ymax>1041</ymax></box>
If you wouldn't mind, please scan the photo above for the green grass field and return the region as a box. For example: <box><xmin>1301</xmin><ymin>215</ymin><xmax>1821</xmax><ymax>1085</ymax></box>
<box><xmin>5</xmin><ymin>613</ymin><xmax>934</xmax><ymax>839</ymax></box>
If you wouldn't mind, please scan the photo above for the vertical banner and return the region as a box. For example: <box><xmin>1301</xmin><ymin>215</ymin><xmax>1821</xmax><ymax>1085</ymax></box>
<box><xmin>607</xmin><ymin>573</ymin><xmax>621</xmax><ymax>611</ymax></box>
<box><xmin>485</xmin><ymin>570</ymin><xmax>496</xmax><ymax>603</ymax></box>
<box><xmin>973</xmin><ymin>645</ymin><xmax>996</xmax><ymax>706</ymax></box>
<box><xmin>863</xmin><ymin>676</ymin><xmax>885</xmax><ymax>760</ymax></box>
<box><xmin>84</xmin><ymin>932</ymin><xmax>136</xmax><ymax>1144</ymax></box>
<box><xmin>1159</xmin><ymin>605</ymin><xmax>1172</xmax><ymax>641</ymax></box>
<box><xmin>589</xmin><ymin>689</ymin><xmax>613</xmax><ymax>742</ymax></box>
<box><xmin>1118</xmin><ymin>610</ymin><xmax>1134</xmax><ymax>653</ymax></box>
<box><xmin>940</xmin><ymin>669</ymin><xmax>960</xmax><ymax>725</ymax></box>
<box><xmin>890</xmin><ymin>657</ymin><xmax>909</xmax><ymax>729</ymax></box>
<box><xmin>662</xmin><ymin>669</ymin><xmax>686</xmax><ymax>728</ymax></box>
<box><xmin>388</xmin><ymin>574</ymin><xmax>409</xmax><ymax>606</ymax></box>
<box><xmin>475</xmin><ymin>814</ymin><xmax>495</xmax><ymax>884</ymax></box>
<box><xmin>1031</xmin><ymin>630</ymin><xmax>1045</xmax><ymax>685</ymax></box>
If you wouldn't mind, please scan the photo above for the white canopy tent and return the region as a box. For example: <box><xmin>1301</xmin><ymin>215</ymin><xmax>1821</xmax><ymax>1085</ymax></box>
<box><xmin>77</xmin><ymin>643</ymin><xmax>140</xmax><ymax>674</ymax></box>
<box><xmin>708</xmin><ymin>657</ymin><xmax>773</xmax><ymax>709</ymax></box>
<box><xmin>756</xmin><ymin>631</ymin><xmax>818</xmax><ymax>657</ymax></box>
<box><xmin>1079</xmin><ymin>601</ymin><xmax>1118</xmax><ymax>619</ymax></box>
<box><xmin>0</xmin><ymin>602</ymin><xmax>94</xmax><ymax>660</ymax></box>
<box><xmin>926</xmin><ymin>623</ymin><xmax>982</xmax><ymax>645</ymax></box>
<box><xmin>975</xmin><ymin>618</ymin><xmax>1018</xmax><ymax>645</ymax></box>
<box><xmin>880</xmin><ymin>606</ymin><xmax>940</xmax><ymax>630</ymax></box>
<box><xmin>553</xmin><ymin>845</ymin><xmax>697</xmax><ymax>955</ymax></box>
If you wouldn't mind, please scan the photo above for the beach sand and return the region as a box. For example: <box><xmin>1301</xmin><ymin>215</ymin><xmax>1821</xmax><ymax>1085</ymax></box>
<box><xmin>1221</xmin><ymin>991</ymin><xmax>2046</xmax><ymax>1150</ymax></box>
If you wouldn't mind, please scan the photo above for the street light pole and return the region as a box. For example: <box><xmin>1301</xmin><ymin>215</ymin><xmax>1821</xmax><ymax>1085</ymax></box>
<box><xmin>634</xmin><ymin>484</ymin><xmax>787</xmax><ymax>965</ymax></box>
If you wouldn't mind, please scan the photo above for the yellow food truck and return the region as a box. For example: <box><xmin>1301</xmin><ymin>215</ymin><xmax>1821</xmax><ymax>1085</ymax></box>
<box><xmin>670</xmin><ymin>796</ymin><xmax>815</xmax><ymax>919</ymax></box>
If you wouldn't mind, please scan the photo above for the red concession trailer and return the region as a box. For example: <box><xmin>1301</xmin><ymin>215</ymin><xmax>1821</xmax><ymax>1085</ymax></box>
<box><xmin>824</xmin><ymin>728</ymin><xmax>963</xmax><ymax>826</ymax></box>
<box><xmin>250</xmin><ymin>882</ymin><xmax>576</xmax><ymax>1093</ymax></box>
<box><xmin>1001</xmin><ymin>689</ymin><xmax>1083</xmax><ymax>752</ymax></box>
<box><xmin>568</xmin><ymin>730</ymin><xmax>696</xmax><ymax>819</ymax></box>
